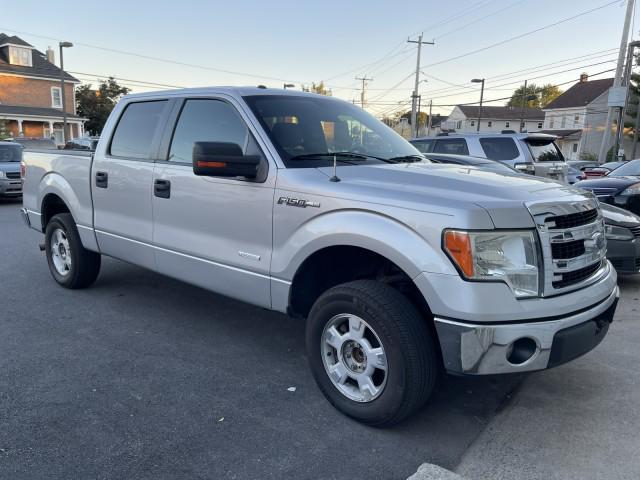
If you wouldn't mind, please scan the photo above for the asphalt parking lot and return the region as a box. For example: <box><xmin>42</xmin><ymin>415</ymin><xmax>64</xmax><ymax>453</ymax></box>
<box><xmin>0</xmin><ymin>199</ymin><xmax>522</xmax><ymax>480</ymax></box>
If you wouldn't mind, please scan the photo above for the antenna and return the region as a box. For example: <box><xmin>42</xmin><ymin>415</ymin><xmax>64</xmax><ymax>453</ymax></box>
<box><xmin>329</xmin><ymin>154</ymin><xmax>340</xmax><ymax>182</ymax></box>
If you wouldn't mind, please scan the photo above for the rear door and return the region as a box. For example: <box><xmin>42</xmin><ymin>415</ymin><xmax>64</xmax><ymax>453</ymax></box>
<box><xmin>522</xmin><ymin>137</ymin><xmax>567</xmax><ymax>182</ymax></box>
<box><xmin>151</xmin><ymin>96</ymin><xmax>275</xmax><ymax>308</ymax></box>
<box><xmin>91</xmin><ymin>99</ymin><xmax>171</xmax><ymax>269</ymax></box>
<box><xmin>432</xmin><ymin>138</ymin><xmax>469</xmax><ymax>155</ymax></box>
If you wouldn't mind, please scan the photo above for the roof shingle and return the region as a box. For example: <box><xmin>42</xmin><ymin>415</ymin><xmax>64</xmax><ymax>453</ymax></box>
<box><xmin>457</xmin><ymin>105</ymin><xmax>544</xmax><ymax>120</ymax></box>
<box><xmin>0</xmin><ymin>33</ymin><xmax>78</xmax><ymax>82</ymax></box>
<box><xmin>544</xmin><ymin>78</ymin><xmax>613</xmax><ymax>109</ymax></box>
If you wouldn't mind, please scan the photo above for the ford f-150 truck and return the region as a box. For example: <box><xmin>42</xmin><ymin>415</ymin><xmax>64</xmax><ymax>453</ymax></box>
<box><xmin>21</xmin><ymin>87</ymin><xmax>619</xmax><ymax>426</ymax></box>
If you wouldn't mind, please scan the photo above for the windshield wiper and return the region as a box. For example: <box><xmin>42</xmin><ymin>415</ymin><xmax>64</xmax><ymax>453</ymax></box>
<box><xmin>288</xmin><ymin>151</ymin><xmax>369</xmax><ymax>161</ymax></box>
<box><xmin>386</xmin><ymin>154</ymin><xmax>425</xmax><ymax>163</ymax></box>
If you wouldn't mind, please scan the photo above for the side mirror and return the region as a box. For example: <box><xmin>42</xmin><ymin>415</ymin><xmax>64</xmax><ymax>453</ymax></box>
<box><xmin>193</xmin><ymin>142</ymin><xmax>260</xmax><ymax>179</ymax></box>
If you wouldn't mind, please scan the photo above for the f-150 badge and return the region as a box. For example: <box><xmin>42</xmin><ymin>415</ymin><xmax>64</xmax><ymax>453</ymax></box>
<box><xmin>277</xmin><ymin>197</ymin><xmax>320</xmax><ymax>208</ymax></box>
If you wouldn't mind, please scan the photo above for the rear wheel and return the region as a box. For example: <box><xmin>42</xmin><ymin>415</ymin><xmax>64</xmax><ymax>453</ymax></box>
<box><xmin>45</xmin><ymin>213</ymin><xmax>101</xmax><ymax>289</ymax></box>
<box><xmin>306</xmin><ymin>280</ymin><xmax>438</xmax><ymax>426</ymax></box>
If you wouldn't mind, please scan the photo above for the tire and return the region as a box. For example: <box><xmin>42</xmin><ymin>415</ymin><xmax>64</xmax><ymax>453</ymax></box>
<box><xmin>306</xmin><ymin>280</ymin><xmax>438</xmax><ymax>427</ymax></box>
<box><xmin>45</xmin><ymin>213</ymin><xmax>101</xmax><ymax>289</ymax></box>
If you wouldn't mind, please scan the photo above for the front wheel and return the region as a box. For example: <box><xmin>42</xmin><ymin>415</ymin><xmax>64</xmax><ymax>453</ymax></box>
<box><xmin>45</xmin><ymin>213</ymin><xmax>101</xmax><ymax>289</ymax></box>
<box><xmin>306</xmin><ymin>280</ymin><xmax>438</xmax><ymax>426</ymax></box>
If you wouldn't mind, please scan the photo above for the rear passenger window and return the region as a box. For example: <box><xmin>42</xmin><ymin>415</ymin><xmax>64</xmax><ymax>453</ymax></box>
<box><xmin>433</xmin><ymin>139</ymin><xmax>468</xmax><ymax>155</ymax></box>
<box><xmin>411</xmin><ymin>140</ymin><xmax>434</xmax><ymax>153</ymax></box>
<box><xmin>110</xmin><ymin>100</ymin><xmax>167</xmax><ymax>159</ymax></box>
<box><xmin>479</xmin><ymin>137</ymin><xmax>519</xmax><ymax>161</ymax></box>
<box><xmin>169</xmin><ymin>99</ymin><xmax>249</xmax><ymax>164</ymax></box>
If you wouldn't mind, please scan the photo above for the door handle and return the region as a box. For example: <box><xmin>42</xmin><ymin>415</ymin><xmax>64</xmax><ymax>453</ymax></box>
<box><xmin>154</xmin><ymin>179</ymin><xmax>171</xmax><ymax>199</ymax></box>
<box><xmin>95</xmin><ymin>171</ymin><xmax>108</xmax><ymax>188</ymax></box>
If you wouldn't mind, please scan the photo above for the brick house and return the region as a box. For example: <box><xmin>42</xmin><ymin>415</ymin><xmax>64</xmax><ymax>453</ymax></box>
<box><xmin>0</xmin><ymin>33</ymin><xmax>85</xmax><ymax>145</ymax></box>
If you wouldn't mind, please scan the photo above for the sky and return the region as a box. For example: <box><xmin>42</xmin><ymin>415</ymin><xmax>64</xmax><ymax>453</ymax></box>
<box><xmin>2</xmin><ymin>0</ymin><xmax>634</xmax><ymax>118</ymax></box>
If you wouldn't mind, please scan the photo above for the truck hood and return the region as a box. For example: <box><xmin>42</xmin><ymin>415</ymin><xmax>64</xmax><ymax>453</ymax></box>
<box><xmin>316</xmin><ymin>162</ymin><xmax>595</xmax><ymax>228</ymax></box>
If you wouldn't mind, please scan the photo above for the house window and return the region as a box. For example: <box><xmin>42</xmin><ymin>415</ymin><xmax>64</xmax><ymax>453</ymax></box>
<box><xmin>8</xmin><ymin>46</ymin><xmax>32</xmax><ymax>66</ymax></box>
<box><xmin>561</xmin><ymin>115</ymin><xmax>566</xmax><ymax>128</ymax></box>
<box><xmin>549</xmin><ymin>117</ymin><xmax>555</xmax><ymax>128</ymax></box>
<box><xmin>538</xmin><ymin>122</ymin><xmax>543</xmax><ymax>129</ymax></box>
<box><xmin>505</xmin><ymin>121</ymin><xmax>510</xmax><ymax>128</ymax></box>
<box><xmin>470</xmin><ymin>120</ymin><xmax>475</xmax><ymax>127</ymax></box>
<box><xmin>574</xmin><ymin>114</ymin><xmax>580</xmax><ymax>125</ymax></box>
<box><xmin>520</xmin><ymin>121</ymin><xmax>525</xmax><ymax>129</ymax></box>
<box><xmin>456</xmin><ymin>120</ymin><xmax>462</xmax><ymax>129</ymax></box>
<box><xmin>51</xmin><ymin>87</ymin><xmax>62</xmax><ymax>108</ymax></box>
<box><xmin>572</xmin><ymin>143</ymin><xmax>578</xmax><ymax>153</ymax></box>
<box><xmin>487</xmin><ymin>121</ymin><xmax>492</xmax><ymax>127</ymax></box>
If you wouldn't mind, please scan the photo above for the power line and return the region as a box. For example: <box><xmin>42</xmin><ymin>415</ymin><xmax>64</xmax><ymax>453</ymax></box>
<box><xmin>434</xmin><ymin>0</ymin><xmax>527</xmax><ymax>40</ymax></box>
<box><xmin>422</xmin><ymin>0</ymin><xmax>620</xmax><ymax>69</ymax></box>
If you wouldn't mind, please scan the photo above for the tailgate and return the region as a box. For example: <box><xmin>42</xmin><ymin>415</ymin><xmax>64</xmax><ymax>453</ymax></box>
<box><xmin>523</xmin><ymin>137</ymin><xmax>568</xmax><ymax>182</ymax></box>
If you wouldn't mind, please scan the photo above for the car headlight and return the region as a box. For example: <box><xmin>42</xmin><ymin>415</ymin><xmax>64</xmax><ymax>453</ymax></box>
<box><xmin>443</xmin><ymin>230</ymin><xmax>539</xmax><ymax>298</ymax></box>
<box><xmin>621</xmin><ymin>183</ymin><xmax>640</xmax><ymax>195</ymax></box>
<box><xmin>605</xmin><ymin>224</ymin><xmax>634</xmax><ymax>240</ymax></box>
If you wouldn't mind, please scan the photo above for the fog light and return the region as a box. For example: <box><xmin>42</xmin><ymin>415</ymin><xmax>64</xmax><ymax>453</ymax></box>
<box><xmin>506</xmin><ymin>337</ymin><xmax>538</xmax><ymax>365</ymax></box>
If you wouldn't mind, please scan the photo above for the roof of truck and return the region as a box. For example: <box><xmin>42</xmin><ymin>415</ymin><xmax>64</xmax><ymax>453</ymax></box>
<box><xmin>120</xmin><ymin>86</ymin><xmax>339</xmax><ymax>100</ymax></box>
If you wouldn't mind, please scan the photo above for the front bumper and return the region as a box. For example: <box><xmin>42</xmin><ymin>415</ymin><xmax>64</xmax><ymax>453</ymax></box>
<box><xmin>434</xmin><ymin>286</ymin><xmax>619</xmax><ymax>375</ymax></box>
<box><xmin>0</xmin><ymin>178</ymin><xmax>22</xmax><ymax>196</ymax></box>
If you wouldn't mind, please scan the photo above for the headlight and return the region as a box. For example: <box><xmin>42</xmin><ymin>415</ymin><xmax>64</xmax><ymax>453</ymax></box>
<box><xmin>443</xmin><ymin>230</ymin><xmax>539</xmax><ymax>298</ymax></box>
<box><xmin>621</xmin><ymin>183</ymin><xmax>640</xmax><ymax>195</ymax></box>
<box><xmin>605</xmin><ymin>224</ymin><xmax>634</xmax><ymax>240</ymax></box>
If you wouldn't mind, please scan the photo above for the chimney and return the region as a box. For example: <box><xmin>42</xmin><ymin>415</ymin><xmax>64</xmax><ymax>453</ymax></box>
<box><xmin>579</xmin><ymin>72</ymin><xmax>588</xmax><ymax>83</ymax></box>
<box><xmin>46</xmin><ymin>46</ymin><xmax>55</xmax><ymax>65</ymax></box>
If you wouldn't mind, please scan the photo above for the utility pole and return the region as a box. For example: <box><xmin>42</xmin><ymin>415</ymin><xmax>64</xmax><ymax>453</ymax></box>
<box><xmin>408</xmin><ymin>34</ymin><xmax>434</xmax><ymax>138</ymax></box>
<box><xmin>471</xmin><ymin>78</ymin><xmax>485</xmax><ymax>132</ymax></box>
<box><xmin>355</xmin><ymin>75</ymin><xmax>373</xmax><ymax>108</ymax></box>
<box><xmin>520</xmin><ymin>79</ymin><xmax>528</xmax><ymax>133</ymax></box>
<box><xmin>616</xmin><ymin>40</ymin><xmax>640</xmax><ymax>157</ymax></box>
<box><xmin>427</xmin><ymin>99</ymin><xmax>433</xmax><ymax>137</ymax></box>
<box><xmin>598</xmin><ymin>0</ymin><xmax>635</xmax><ymax>162</ymax></box>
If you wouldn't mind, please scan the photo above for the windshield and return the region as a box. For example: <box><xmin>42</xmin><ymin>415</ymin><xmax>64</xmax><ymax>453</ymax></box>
<box><xmin>15</xmin><ymin>138</ymin><xmax>57</xmax><ymax>150</ymax></box>
<box><xmin>243</xmin><ymin>95</ymin><xmax>422</xmax><ymax>167</ymax></box>
<box><xmin>0</xmin><ymin>144</ymin><xmax>22</xmax><ymax>162</ymax></box>
<box><xmin>526</xmin><ymin>139</ymin><xmax>564</xmax><ymax>162</ymax></box>
<box><xmin>609</xmin><ymin>159</ymin><xmax>640</xmax><ymax>177</ymax></box>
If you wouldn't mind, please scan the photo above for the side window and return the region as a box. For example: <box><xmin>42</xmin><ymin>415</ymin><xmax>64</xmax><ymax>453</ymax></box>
<box><xmin>479</xmin><ymin>137</ymin><xmax>520</xmax><ymax>161</ymax></box>
<box><xmin>110</xmin><ymin>100</ymin><xmax>167</xmax><ymax>159</ymax></box>
<box><xmin>169</xmin><ymin>99</ymin><xmax>249</xmax><ymax>164</ymax></box>
<box><xmin>412</xmin><ymin>139</ymin><xmax>433</xmax><ymax>153</ymax></box>
<box><xmin>433</xmin><ymin>138</ymin><xmax>469</xmax><ymax>155</ymax></box>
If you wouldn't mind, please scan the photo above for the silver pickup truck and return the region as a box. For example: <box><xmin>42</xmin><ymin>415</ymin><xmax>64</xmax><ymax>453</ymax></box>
<box><xmin>21</xmin><ymin>87</ymin><xmax>619</xmax><ymax>426</ymax></box>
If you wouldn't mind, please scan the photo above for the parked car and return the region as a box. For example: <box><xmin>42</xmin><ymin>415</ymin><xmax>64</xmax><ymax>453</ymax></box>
<box><xmin>64</xmin><ymin>137</ymin><xmax>99</xmax><ymax>151</ymax></box>
<box><xmin>21</xmin><ymin>87</ymin><xmax>618</xmax><ymax>426</ymax></box>
<box><xmin>12</xmin><ymin>137</ymin><xmax>58</xmax><ymax>150</ymax></box>
<box><xmin>600</xmin><ymin>203</ymin><xmax>640</xmax><ymax>274</ymax></box>
<box><xmin>583</xmin><ymin>161</ymin><xmax>627</xmax><ymax>179</ymax></box>
<box><xmin>567</xmin><ymin>164</ymin><xmax>586</xmax><ymax>184</ymax></box>
<box><xmin>574</xmin><ymin>159</ymin><xmax>640</xmax><ymax>216</ymax></box>
<box><xmin>0</xmin><ymin>141</ymin><xmax>22</xmax><ymax>197</ymax></box>
<box><xmin>410</xmin><ymin>132</ymin><xmax>567</xmax><ymax>182</ymax></box>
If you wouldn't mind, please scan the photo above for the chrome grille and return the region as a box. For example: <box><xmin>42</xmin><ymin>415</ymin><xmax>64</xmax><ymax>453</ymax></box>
<box><xmin>527</xmin><ymin>197</ymin><xmax>607</xmax><ymax>295</ymax></box>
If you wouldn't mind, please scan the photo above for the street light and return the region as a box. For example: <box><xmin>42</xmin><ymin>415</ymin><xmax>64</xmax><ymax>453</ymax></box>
<box><xmin>59</xmin><ymin>41</ymin><xmax>73</xmax><ymax>144</ymax></box>
<box><xmin>283</xmin><ymin>83</ymin><xmax>295</xmax><ymax>90</ymax></box>
<box><xmin>471</xmin><ymin>78</ymin><xmax>485</xmax><ymax>133</ymax></box>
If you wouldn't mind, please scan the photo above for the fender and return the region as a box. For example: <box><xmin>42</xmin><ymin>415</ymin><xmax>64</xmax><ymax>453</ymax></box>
<box><xmin>38</xmin><ymin>172</ymin><xmax>99</xmax><ymax>252</ymax></box>
<box><xmin>270</xmin><ymin>209</ymin><xmax>457</xmax><ymax>312</ymax></box>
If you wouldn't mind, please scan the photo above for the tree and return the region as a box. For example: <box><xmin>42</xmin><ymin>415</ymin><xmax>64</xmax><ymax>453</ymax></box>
<box><xmin>506</xmin><ymin>83</ymin><xmax>562</xmax><ymax>108</ymax></box>
<box><xmin>301</xmin><ymin>81</ymin><xmax>332</xmax><ymax>96</ymax></box>
<box><xmin>76</xmin><ymin>77</ymin><xmax>130</xmax><ymax>135</ymax></box>
<box><xmin>0</xmin><ymin>119</ymin><xmax>11</xmax><ymax>139</ymax></box>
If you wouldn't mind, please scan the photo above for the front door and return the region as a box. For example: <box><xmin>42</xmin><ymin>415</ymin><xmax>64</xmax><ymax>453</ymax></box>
<box><xmin>151</xmin><ymin>97</ymin><xmax>275</xmax><ymax>308</ymax></box>
<box><xmin>92</xmin><ymin>99</ymin><xmax>170</xmax><ymax>269</ymax></box>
